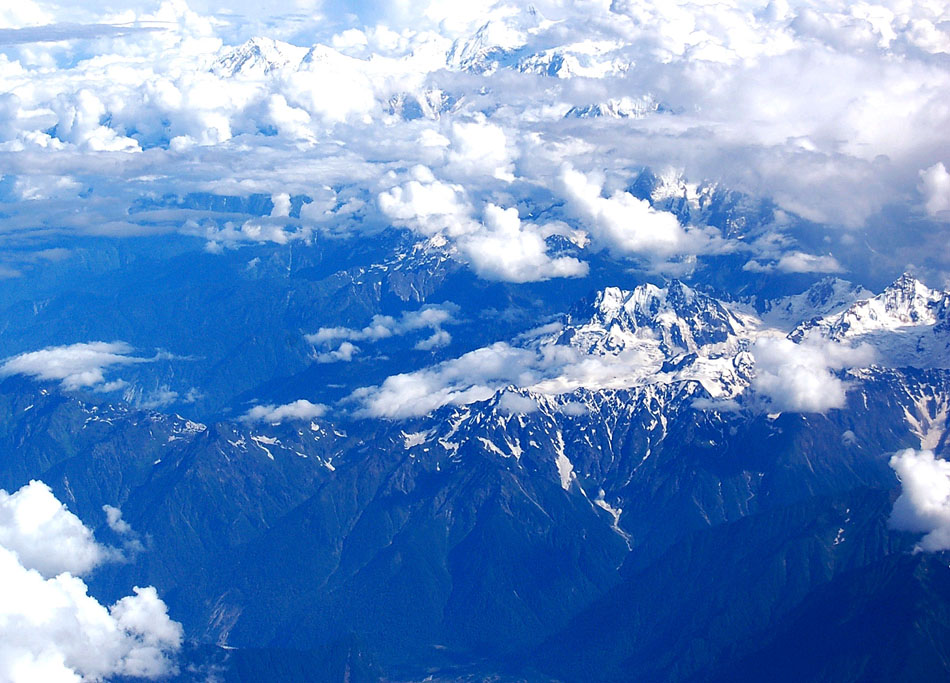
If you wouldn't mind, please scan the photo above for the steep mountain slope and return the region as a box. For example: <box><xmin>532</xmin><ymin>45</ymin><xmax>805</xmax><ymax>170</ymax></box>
<box><xmin>764</xmin><ymin>277</ymin><xmax>874</xmax><ymax>329</ymax></box>
<box><xmin>445</xmin><ymin>9</ymin><xmax>630</xmax><ymax>78</ymax></box>
<box><xmin>709</xmin><ymin>552</ymin><xmax>950</xmax><ymax>683</ymax></box>
<box><xmin>533</xmin><ymin>489</ymin><xmax>908</xmax><ymax>683</ymax></box>
<box><xmin>212</xmin><ymin>38</ymin><xmax>308</xmax><ymax>78</ymax></box>
<box><xmin>0</xmin><ymin>376</ymin><xmax>340</xmax><ymax>621</ymax></box>
<box><xmin>3</xmin><ymin>276</ymin><xmax>950</xmax><ymax>681</ymax></box>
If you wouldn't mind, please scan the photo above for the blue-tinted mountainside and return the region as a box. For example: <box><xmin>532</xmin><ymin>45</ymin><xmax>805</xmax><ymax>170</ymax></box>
<box><xmin>1</xmin><ymin>2</ymin><xmax>949</xmax><ymax>677</ymax></box>
<box><xmin>2</xmin><ymin>256</ymin><xmax>949</xmax><ymax>681</ymax></box>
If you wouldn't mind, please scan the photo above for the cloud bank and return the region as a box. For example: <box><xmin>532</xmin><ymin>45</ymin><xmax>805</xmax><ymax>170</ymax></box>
<box><xmin>0</xmin><ymin>0</ymin><xmax>945</xmax><ymax>280</ymax></box>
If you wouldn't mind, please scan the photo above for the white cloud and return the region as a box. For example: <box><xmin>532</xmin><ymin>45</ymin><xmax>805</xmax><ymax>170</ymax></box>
<box><xmin>919</xmin><ymin>162</ymin><xmax>950</xmax><ymax>218</ymax></box>
<box><xmin>313</xmin><ymin>341</ymin><xmax>360</xmax><ymax>363</ymax></box>
<box><xmin>776</xmin><ymin>252</ymin><xmax>843</xmax><ymax>273</ymax></box>
<box><xmin>751</xmin><ymin>336</ymin><xmax>874</xmax><ymax>413</ymax></box>
<box><xmin>558</xmin><ymin>401</ymin><xmax>590</xmax><ymax>416</ymax></box>
<box><xmin>263</xmin><ymin>94</ymin><xmax>315</xmax><ymax>142</ymax></box>
<box><xmin>889</xmin><ymin>448</ymin><xmax>950</xmax><ymax>552</ymax></box>
<box><xmin>0</xmin><ymin>481</ymin><xmax>182</xmax><ymax>682</ymax></box>
<box><xmin>379</xmin><ymin>170</ymin><xmax>588</xmax><ymax>281</ymax></box>
<box><xmin>102</xmin><ymin>505</ymin><xmax>132</xmax><ymax>536</ymax></box>
<box><xmin>188</xmin><ymin>217</ymin><xmax>313</xmax><ymax>250</ymax></box>
<box><xmin>242</xmin><ymin>398</ymin><xmax>327</xmax><ymax>424</ymax></box>
<box><xmin>351</xmin><ymin>342</ymin><xmax>539</xmax><ymax>419</ymax></box>
<box><xmin>0</xmin><ymin>0</ymin><xmax>946</xmax><ymax>277</ymax></box>
<box><xmin>459</xmin><ymin>204</ymin><xmax>588</xmax><ymax>282</ymax></box>
<box><xmin>446</xmin><ymin>119</ymin><xmax>517</xmax><ymax>181</ymax></box>
<box><xmin>0</xmin><ymin>342</ymin><xmax>146</xmax><ymax>391</ymax></box>
<box><xmin>377</xmin><ymin>166</ymin><xmax>473</xmax><ymax>237</ymax></box>
<box><xmin>307</xmin><ymin>302</ymin><xmax>460</xmax><ymax>355</ymax></box>
<box><xmin>414</xmin><ymin>329</ymin><xmax>452</xmax><ymax>350</ymax></box>
<box><xmin>270</xmin><ymin>191</ymin><xmax>291</xmax><ymax>217</ymax></box>
<box><xmin>497</xmin><ymin>391</ymin><xmax>539</xmax><ymax>415</ymax></box>
<box><xmin>691</xmin><ymin>397</ymin><xmax>741</xmax><ymax>413</ymax></box>
<box><xmin>0</xmin><ymin>481</ymin><xmax>113</xmax><ymax>577</ymax></box>
<box><xmin>0</xmin><ymin>0</ymin><xmax>51</xmax><ymax>29</ymax></box>
<box><xmin>281</xmin><ymin>46</ymin><xmax>378</xmax><ymax>123</ymax></box>
<box><xmin>138</xmin><ymin>386</ymin><xmax>179</xmax><ymax>410</ymax></box>
<box><xmin>557</xmin><ymin>164</ymin><xmax>717</xmax><ymax>261</ymax></box>
<box><xmin>771</xmin><ymin>252</ymin><xmax>844</xmax><ymax>273</ymax></box>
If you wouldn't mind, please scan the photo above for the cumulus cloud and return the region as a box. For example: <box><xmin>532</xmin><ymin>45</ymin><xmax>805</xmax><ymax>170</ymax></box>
<box><xmin>691</xmin><ymin>397</ymin><xmax>741</xmax><ymax>413</ymax></box>
<box><xmin>313</xmin><ymin>341</ymin><xmax>360</xmax><ymax>363</ymax></box>
<box><xmin>746</xmin><ymin>251</ymin><xmax>845</xmax><ymax>274</ymax></box>
<box><xmin>751</xmin><ymin>336</ymin><xmax>875</xmax><ymax>413</ymax></box>
<box><xmin>497</xmin><ymin>391</ymin><xmax>539</xmax><ymax>415</ymax></box>
<box><xmin>0</xmin><ymin>342</ymin><xmax>147</xmax><ymax>390</ymax></box>
<box><xmin>102</xmin><ymin>504</ymin><xmax>132</xmax><ymax>536</ymax></box>
<box><xmin>377</xmin><ymin>166</ymin><xmax>474</xmax><ymax>237</ymax></box>
<box><xmin>0</xmin><ymin>481</ymin><xmax>182</xmax><ymax>681</ymax></box>
<box><xmin>242</xmin><ymin>399</ymin><xmax>327</xmax><ymax>424</ymax></box>
<box><xmin>282</xmin><ymin>46</ymin><xmax>378</xmax><ymax>123</ymax></box>
<box><xmin>414</xmin><ymin>329</ymin><xmax>452</xmax><ymax>351</ymax></box>
<box><xmin>889</xmin><ymin>448</ymin><xmax>950</xmax><ymax>552</ymax></box>
<box><xmin>0</xmin><ymin>0</ymin><xmax>946</xmax><ymax>277</ymax></box>
<box><xmin>775</xmin><ymin>252</ymin><xmax>844</xmax><ymax>274</ymax></box>
<box><xmin>0</xmin><ymin>481</ymin><xmax>113</xmax><ymax>577</ymax></box>
<box><xmin>307</xmin><ymin>302</ymin><xmax>460</xmax><ymax>357</ymax></box>
<box><xmin>459</xmin><ymin>204</ymin><xmax>588</xmax><ymax>282</ymax></box>
<box><xmin>919</xmin><ymin>162</ymin><xmax>950</xmax><ymax>219</ymax></box>
<box><xmin>379</xmin><ymin>171</ymin><xmax>589</xmax><ymax>281</ymax></box>
<box><xmin>446</xmin><ymin>118</ymin><xmax>517</xmax><ymax>181</ymax></box>
<box><xmin>557</xmin><ymin>164</ymin><xmax>718</xmax><ymax>262</ymax></box>
<box><xmin>189</xmin><ymin>217</ymin><xmax>313</xmax><ymax>251</ymax></box>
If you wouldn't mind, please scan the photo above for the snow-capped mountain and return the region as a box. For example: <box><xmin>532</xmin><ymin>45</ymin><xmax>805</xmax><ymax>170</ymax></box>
<box><xmin>764</xmin><ymin>277</ymin><xmax>874</xmax><ymax>329</ymax></box>
<box><xmin>446</xmin><ymin>9</ymin><xmax>630</xmax><ymax>78</ymax></box>
<box><xmin>446</xmin><ymin>14</ymin><xmax>536</xmax><ymax>74</ymax></box>
<box><xmin>212</xmin><ymin>37</ymin><xmax>307</xmax><ymax>78</ymax></box>
<box><xmin>487</xmin><ymin>280</ymin><xmax>757</xmax><ymax>401</ymax></box>
<box><xmin>565</xmin><ymin>96</ymin><xmax>665</xmax><ymax>119</ymax></box>
<box><xmin>516</xmin><ymin>43</ymin><xmax>631</xmax><ymax>78</ymax></box>
<box><xmin>298</xmin><ymin>44</ymin><xmax>361</xmax><ymax>70</ymax></box>
<box><xmin>792</xmin><ymin>274</ymin><xmax>950</xmax><ymax>368</ymax></box>
<box><xmin>555</xmin><ymin>280</ymin><xmax>755</xmax><ymax>358</ymax></box>
<box><xmin>629</xmin><ymin>168</ymin><xmax>777</xmax><ymax>239</ymax></box>
<box><xmin>387</xmin><ymin>89</ymin><xmax>459</xmax><ymax>121</ymax></box>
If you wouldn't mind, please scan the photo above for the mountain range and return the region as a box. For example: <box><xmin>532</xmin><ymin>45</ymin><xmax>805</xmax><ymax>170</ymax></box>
<box><xmin>2</xmin><ymin>261</ymin><xmax>948</xmax><ymax>681</ymax></box>
<box><xmin>1</xmin><ymin>3</ymin><xmax>948</xmax><ymax>679</ymax></box>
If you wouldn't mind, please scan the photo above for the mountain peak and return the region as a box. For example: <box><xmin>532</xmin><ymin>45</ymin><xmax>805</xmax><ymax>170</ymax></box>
<box><xmin>212</xmin><ymin>37</ymin><xmax>306</xmax><ymax>77</ymax></box>
<box><xmin>765</xmin><ymin>277</ymin><xmax>873</xmax><ymax>329</ymax></box>
<box><xmin>446</xmin><ymin>16</ymin><xmax>529</xmax><ymax>73</ymax></box>
<box><xmin>563</xmin><ymin>281</ymin><xmax>753</xmax><ymax>357</ymax></box>
<box><xmin>885</xmin><ymin>272</ymin><xmax>934</xmax><ymax>305</ymax></box>
<box><xmin>790</xmin><ymin>274</ymin><xmax>950</xmax><ymax>367</ymax></box>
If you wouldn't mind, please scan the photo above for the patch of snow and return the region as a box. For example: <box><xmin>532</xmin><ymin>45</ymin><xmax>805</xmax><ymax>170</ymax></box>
<box><xmin>402</xmin><ymin>430</ymin><xmax>431</xmax><ymax>449</ymax></box>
